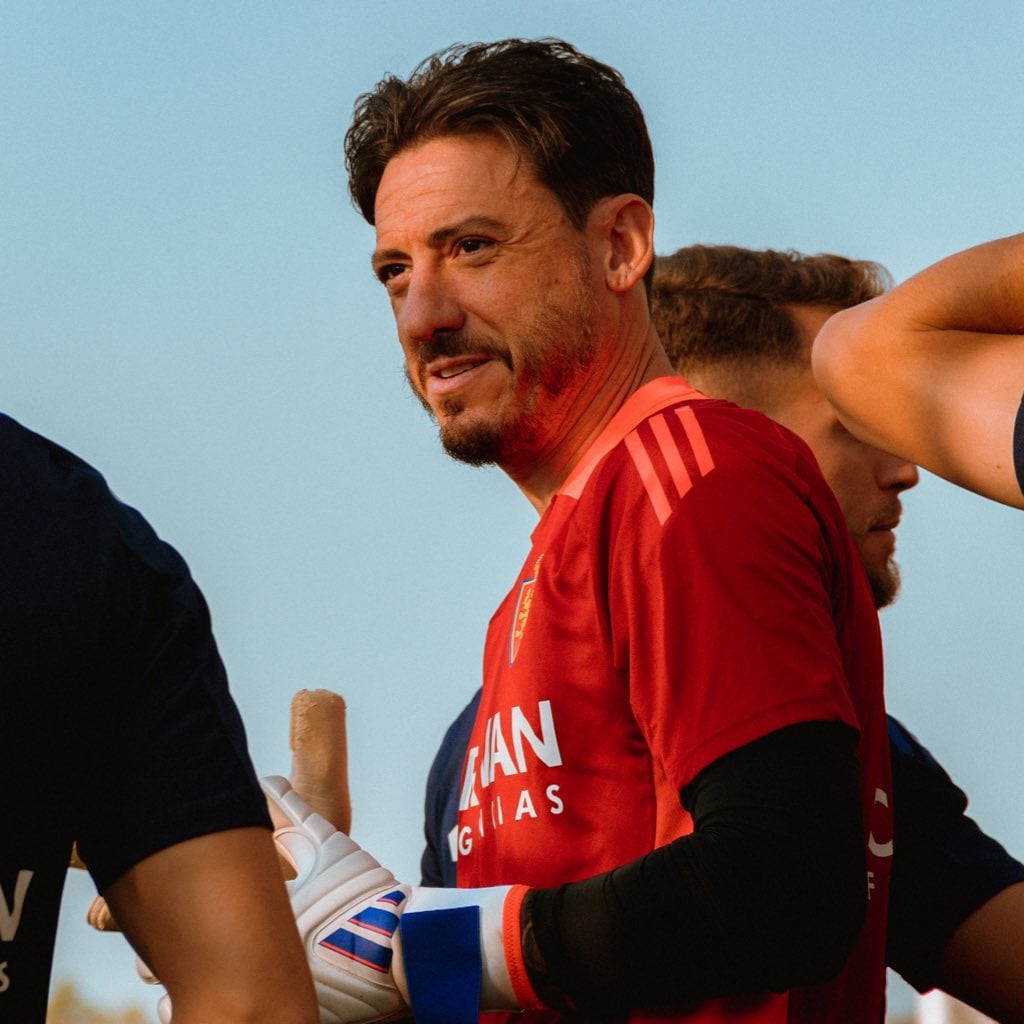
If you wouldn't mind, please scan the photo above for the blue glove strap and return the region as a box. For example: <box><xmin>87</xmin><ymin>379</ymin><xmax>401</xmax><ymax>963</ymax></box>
<box><xmin>400</xmin><ymin>906</ymin><xmax>482</xmax><ymax>1024</ymax></box>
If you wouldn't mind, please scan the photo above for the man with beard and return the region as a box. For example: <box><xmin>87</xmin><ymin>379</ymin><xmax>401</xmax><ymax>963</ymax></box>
<box><xmin>265</xmin><ymin>39</ymin><xmax>891</xmax><ymax>1024</ymax></box>
<box><xmin>420</xmin><ymin>245</ymin><xmax>1024</xmax><ymax>1023</ymax></box>
<box><xmin>813</xmin><ymin>232</ymin><xmax>1024</xmax><ymax>510</ymax></box>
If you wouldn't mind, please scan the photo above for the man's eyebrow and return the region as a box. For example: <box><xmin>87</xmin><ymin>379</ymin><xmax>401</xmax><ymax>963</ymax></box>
<box><xmin>370</xmin><ymin>247</ymin><xmax>407</xmax><ymax>272</ymax></box>
<box><xmin>371</xmin><ymin>216</ymin><xmax>508</xmax><ymax>270</ymax></box>
<box><xmin>426</xmin><ymin>216</ymin><xmax>506</xmax><ymax>248</ymax></box>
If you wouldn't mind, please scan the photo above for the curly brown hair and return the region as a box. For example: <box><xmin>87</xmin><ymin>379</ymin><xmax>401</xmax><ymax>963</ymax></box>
<box><xmin>344</xmin><ymin>38</ymin><xmax>654</xmax><ymax>232</ymax></box>
<box><xmin>652</xmin><ymin>245</ymin><xmax>893</xmax><ymax>371</ymax></box>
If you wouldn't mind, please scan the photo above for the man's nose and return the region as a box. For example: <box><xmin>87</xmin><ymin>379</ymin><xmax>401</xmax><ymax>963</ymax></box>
<box><xmin>878</xmin><ymin>452</ymin><xmax>920</xmax><ymax>492</ymax></box>
<box><xmin>396</xmin><ymin>268</ymin><xmax>465</xmax><ymax>347</ymax></box>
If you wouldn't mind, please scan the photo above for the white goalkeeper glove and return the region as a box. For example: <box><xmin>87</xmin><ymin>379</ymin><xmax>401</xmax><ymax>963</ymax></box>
<box><xmin>135</xmin><ymin>955</ymin><xmax>171</xmax><ymax>1023</ymax></box>
<box><xmin>261</xmin><ymin>775</ymin><xmax>541</xmax><ymax>1024</ymax></box>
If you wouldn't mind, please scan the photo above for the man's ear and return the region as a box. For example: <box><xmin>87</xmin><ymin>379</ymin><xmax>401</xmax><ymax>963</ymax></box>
<box><xmin>589</xmin><ymin>194</ymin><xmax>655</xmax><ymax>294</ymax></box>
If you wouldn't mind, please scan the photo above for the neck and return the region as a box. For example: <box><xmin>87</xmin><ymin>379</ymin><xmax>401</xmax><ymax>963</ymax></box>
<box><xmin>506</xmin><ymin>323</ymin><xmax>673</xmax><ymax>513</ymax></box>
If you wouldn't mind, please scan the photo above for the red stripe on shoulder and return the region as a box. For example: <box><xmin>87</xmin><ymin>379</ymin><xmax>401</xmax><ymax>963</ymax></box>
<box><xmin>650</xmin><ymin>413</ymin><xmax>694</xmax><ymax>499</ymax></box>
<box><xmin>625</xmin><ymin>405</ymin><xmax>718</xmax><ymax>523</ymax></box>
<box><xmin>676</xmin><ymin>406</ymin><xmax>715</xmax><ymax>475</ymax></box>
<box><xmin>625</xmin><ymin>428</ymin><xmax>671</xmax><ymax>525</ymax></box>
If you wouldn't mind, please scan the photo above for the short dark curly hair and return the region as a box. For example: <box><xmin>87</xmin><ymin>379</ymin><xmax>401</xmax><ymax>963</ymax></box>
<box><xmin>344</xmin><ymin>38</ymin><xmax>654</xmax><ymax>231</ymax></box>
<box><xmin>653</xmin><ymin>244</ymin><xmax>893</xmax><ymax>370</ymax></box>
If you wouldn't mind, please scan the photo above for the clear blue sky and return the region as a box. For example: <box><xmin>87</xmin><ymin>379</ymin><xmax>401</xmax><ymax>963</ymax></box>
<box><xmin>3</xmin><ymin>2</ymin><xmax>1023</xmax><ymax>1018</ymax></box>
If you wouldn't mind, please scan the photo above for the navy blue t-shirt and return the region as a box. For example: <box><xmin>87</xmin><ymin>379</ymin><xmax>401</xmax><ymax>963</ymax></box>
<box><xmin>0</xmin><ymin>414</ymin><xmax>270</xmax><ymax>1019</ymax></box>
<box><xmin>421</xmin><ymin>693</ymin><xmax>1024</xmax><ymax>992</ymax></box>
<box><xmin>885</xmin><ymin>716</ymin><xmax>1024</xmax><ymax>989</ymax></box>
<box><xmin>420</xmin><ymin>690</ymin><xmax>480</xmax><ymax>889</ymax></box>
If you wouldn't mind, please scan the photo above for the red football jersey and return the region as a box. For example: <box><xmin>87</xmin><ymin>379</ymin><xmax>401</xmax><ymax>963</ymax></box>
<box><xmin>456</xmin><ymin>377</ymin><xmax>891</xmax><ymax>1023</ymax></box>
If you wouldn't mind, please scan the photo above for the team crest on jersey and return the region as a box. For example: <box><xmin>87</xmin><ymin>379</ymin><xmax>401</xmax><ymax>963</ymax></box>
<box><xmin>509</xmin><ymin>555</ymin><xmax>543</xmax><ymax>664</ymax></box>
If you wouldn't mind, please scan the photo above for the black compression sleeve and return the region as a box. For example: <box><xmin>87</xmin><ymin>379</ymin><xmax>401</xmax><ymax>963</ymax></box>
<box><xmin>522</xmin><ymin>721</ymin><xmax>865</xmax><ymax>1013</ymax></box>
<box><xmin>1013</xmin><ymin>392</ymin><xmax>1024</xmax><ymax>497</ymax></box>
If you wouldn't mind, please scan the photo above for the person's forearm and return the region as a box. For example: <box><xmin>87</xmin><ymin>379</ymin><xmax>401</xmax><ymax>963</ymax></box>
<box><xmin>523</xmin><ymin>722</ymin><xmax>866</xmax><ymax>1012</ymax></box>
<box><xmin>891</xmin><ymin>232</ymin><xmax>1024</xmax><ymax>333</ymax></box>
<box><xmin>107</xmin><ymin>828</ymin><xmax>319</xmax><ymax>1024</ymax></box>
<box><xmin>935</xmin><ymin>881</ymin><xmax>1024</xmax><ymax>1024</ymax></box>
<box><xmin>813</xmin><ymin>234</ymin><xmax>1024</xmax><ymax>507</ymax></box>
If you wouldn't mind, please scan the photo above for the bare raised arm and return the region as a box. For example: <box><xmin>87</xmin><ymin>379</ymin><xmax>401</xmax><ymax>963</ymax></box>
<box><xmin>103</xmin><ymin>826</ymin><xmax>318</xmax><ymax>1024</ymax></box>
<box><xmin>812</xmin><ymin>232</ymin><xmax>1024</xmax><ymax>509</ymax></box>
<box><xmin>935</xmin><ymin>880</ymin><xmax>1024</xmax><ymax>1023</ymax></box>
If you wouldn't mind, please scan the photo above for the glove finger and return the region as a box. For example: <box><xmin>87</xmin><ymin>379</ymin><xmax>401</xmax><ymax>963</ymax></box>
<box><xmin>263</xmin><ymin>775</ymin><xmax>367</xmax><ymax>889</ymax></box>
<box><xmin>261</xmin><ymin>774</ymin><xmax>312</xmax><ymax>828</ymax></box>
<box><xmin>136</xmin><ymin>955</ymin><xmax>160</xmax><ymax>986</ymax></box>
<box><xmin>263</xmin><ymin>776</ymin><xmax>339</xmax><ymax>843</ymax></box>
<box><xmin>86</xmin><ymin>895</ymin><xmax>120</xmax><ymax>932</ymax></box>
<box><xmin>157</xmin><ymin>993</ymin><xmax>173</xmax><ymax>1024</ymax></box>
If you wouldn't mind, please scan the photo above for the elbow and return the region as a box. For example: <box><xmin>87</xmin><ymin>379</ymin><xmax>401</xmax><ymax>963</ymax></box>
<box><xmin>809</xmin><ymin>307</ymin><xmax>848</xmax><ymax>379</ymax></box>
<box><xmin>760</xmin><ymin>857</ymin><xmax>868</xmax><ymax>991</ymax></box>
<box><xmin>810</xmin><ymin>306</ymin><xmax>865</xmax><ymax>411</ymax></box>
<box><xmin>777</xmin><ymin>884</ymin><xmax>867</xmax><ymax>988</ymax></box>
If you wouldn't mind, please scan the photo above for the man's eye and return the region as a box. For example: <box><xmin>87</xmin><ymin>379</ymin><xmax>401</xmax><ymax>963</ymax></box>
<box><xmin>457</xmin><ymin>238</ymin><xmax>492</xmax><ymax>255</ymax></box>
<box><xmin>376</xmin><ymin>264</ymin><xmax>406</xmax><ymax>285</ymax></box>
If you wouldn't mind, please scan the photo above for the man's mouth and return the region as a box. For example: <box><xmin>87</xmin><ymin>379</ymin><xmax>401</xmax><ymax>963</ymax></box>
<box><xmin>871</xmin><ymin>517</ymin><xmax>900</xmax><ymax>532</ymax></box>
<box><xmin>437</xmin><ymin>359</ymin><xmax>485</xmax><ymax>379</ymax></box>
<box><xmin>429</xmin><ymin>356</ymin><xmax>491</xmax><ymax>381</ymax></box>
<box><xmin>869</xmin><ymin>505</ymin><xmax>902</xmax><ymax>533</ymax></box>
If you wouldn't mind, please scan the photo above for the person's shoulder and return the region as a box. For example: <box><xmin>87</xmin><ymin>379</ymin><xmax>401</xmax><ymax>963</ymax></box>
<box><xmin>0</xmin><ymin>414</ymin><xmax>120</xmax><ymax>556</ymax></box>
<box><xmin>689</xmin><ymin>397</ymin><xmax>821</xmax><ymax>476</ymax></box>
<box><xmin>0</xmin><ymin>415</ymin><xmax>193</xmax><ymax>603</ymax></box>
<box><xmin>0</xmin><ymin>413</ymin><xmax>118</xmax><ymax>516</ymax></box>
<box><xmin>0</xmin><ymin>411</ymin><xmax>87</xmax><ymax>474</ymax></box>
<box><xmin>571</xmin><ymin>387</ymin><xmax>842</xmax><ymax>547</ymax></box>
<box><xmin>623</xmin><ymin>393</ymin><xmax>830</xmax><ymax>510</ymax></box>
